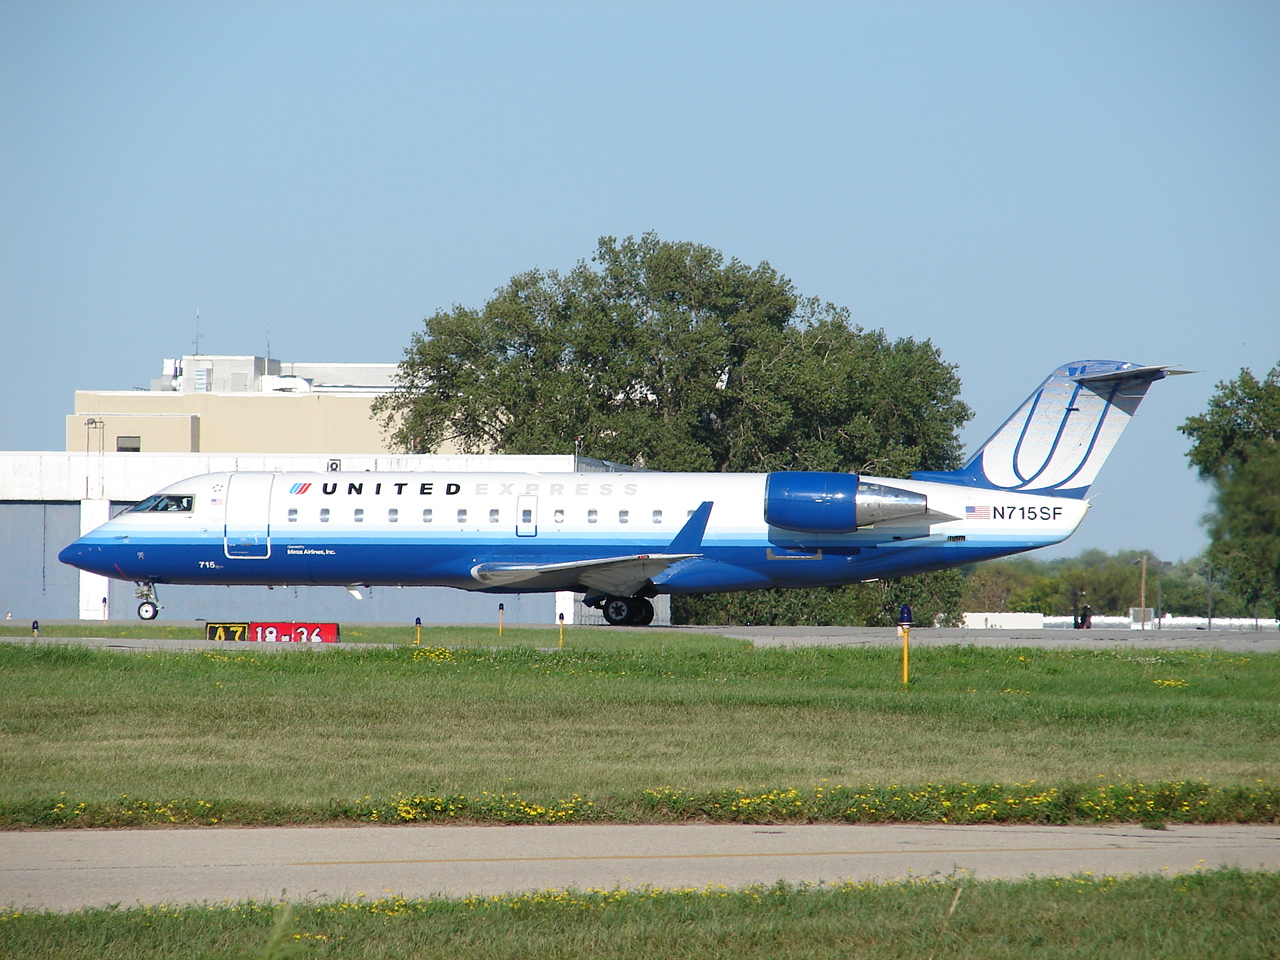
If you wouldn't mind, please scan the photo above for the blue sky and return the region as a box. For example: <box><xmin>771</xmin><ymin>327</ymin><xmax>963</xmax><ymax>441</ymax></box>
<box><xmin>2</xmin><ymin>1</ymin><xmax>1276</xmax><ymax>562</ymax></box>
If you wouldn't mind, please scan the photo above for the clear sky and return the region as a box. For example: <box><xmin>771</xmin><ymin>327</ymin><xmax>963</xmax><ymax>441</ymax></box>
<box><xmin>2</xmin><ymin>1</ymin><xmax>1276</xmax><ymax>563</ymax></box>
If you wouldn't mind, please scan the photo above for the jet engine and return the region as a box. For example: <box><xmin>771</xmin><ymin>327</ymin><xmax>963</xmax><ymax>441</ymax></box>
<box><xmin>763</xmin><ymin>472</ymin><xmax>929</xmax><ymax>534</ymax></box>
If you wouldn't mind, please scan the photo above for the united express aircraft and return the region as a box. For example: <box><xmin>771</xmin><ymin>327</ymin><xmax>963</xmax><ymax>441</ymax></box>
<box><xmin>59</xmin><ymin>360</ymin><xmax>1183</xmax><ymax>623</ymax></box>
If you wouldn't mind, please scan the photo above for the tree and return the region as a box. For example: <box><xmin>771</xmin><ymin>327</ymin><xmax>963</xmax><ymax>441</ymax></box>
<box><xmin>375</xmin><ymin>234</ymin><xmax>974</xmax><ymax>625</ymax></box>
<box><xmin>1180</xmin><ymin>363</ymin><xmax>1280</xmax><ymax>617</ymax></box>
<box><xmin>375</xmin><ymin>234</ymin><xmax>970</xmax><ymax>475</ymax></box>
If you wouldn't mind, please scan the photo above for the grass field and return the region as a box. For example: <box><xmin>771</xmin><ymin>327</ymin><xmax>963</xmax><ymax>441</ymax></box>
<box><xmin>2</xmin><ymin>870</ymin><xmax>1276</xmax><ymax>960</ymax></box>
<box><xmin>1</xmin><ymin>635</ymin><xmax>1276</xmax><ymax>825</ymax></box>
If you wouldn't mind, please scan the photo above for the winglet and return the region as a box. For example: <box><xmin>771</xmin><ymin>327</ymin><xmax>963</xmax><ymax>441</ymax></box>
<box><xmin>667</xmin><ymin>501</ymin><xmax>713</xmax><ymax>553</ymax></box>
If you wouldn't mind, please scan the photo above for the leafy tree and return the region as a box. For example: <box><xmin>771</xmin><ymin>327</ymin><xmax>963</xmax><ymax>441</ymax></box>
<box><xmin>961</xmin><ymin>550</ymin><xmax>1259</xmax><ymax>619</ymax></box>
<box><xmin>375</xmin><ymin>234</ymin><xmax>970</xmax><ymax>475</ymax></box>
<box><xmin>376</xmin><ymin>234</ymin><xmax>973</xmax><ymax>625</ymax></box>
<box><xmin>673</xmin><ymin>571</ymin><xmax>965</xmax><ymax>628</ymax></box>
<box><xmin>1180</xmin><ymin>363</ymin><xmax>1280</xmax><ymax>616</ymax></box>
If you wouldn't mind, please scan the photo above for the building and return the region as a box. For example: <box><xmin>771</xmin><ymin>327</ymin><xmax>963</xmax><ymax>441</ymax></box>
<box><xmin>65</xmin><ymin>355</ymin><xmax>425</xmax><ymax>455</ymax></box>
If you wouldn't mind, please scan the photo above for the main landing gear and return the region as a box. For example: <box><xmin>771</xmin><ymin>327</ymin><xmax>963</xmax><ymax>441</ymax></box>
<box><xmin>600</xmin><ymin>595</ymin><xmax>655</xmax><ymax>626</ymax></box>
<box><xmin>134</xmin><ymin>583</ymin><xmax>160</xmax><ymax>620</ymax></box>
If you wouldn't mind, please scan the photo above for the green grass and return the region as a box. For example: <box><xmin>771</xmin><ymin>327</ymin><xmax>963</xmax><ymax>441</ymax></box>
<box><xmin>2</xmin><ymin>871</ymin><xmax>1276</xmax><ymax>959</ymax></box>
<box><xmin>1</xmin><ymin>639</ymin><xmax>1276</xmax><ymax>825</ymax></box>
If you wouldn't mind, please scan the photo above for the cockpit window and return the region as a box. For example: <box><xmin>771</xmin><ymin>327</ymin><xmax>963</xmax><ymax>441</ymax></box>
<box><xmin>130</xmin><ymin>494</ymin><xmax>194</xmax><ymax>513</ymax></box>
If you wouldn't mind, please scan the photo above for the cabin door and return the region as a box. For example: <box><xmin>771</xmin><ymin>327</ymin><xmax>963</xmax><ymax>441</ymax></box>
<box><xmin>224</xmin><ymin>473</ymin><xmax>274</xmax><ymax>559</ymax></box>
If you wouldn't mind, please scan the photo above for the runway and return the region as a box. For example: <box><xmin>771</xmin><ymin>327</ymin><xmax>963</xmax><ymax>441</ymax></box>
<box><xmin>9</xmin><ymin>623</ymin><xmax>1280</xmax><ymax>654</ymax></box>
<box><xmin>3</xmin><ymin>823</ymin><xmax>1277</xmax><ymax>911</ymax></box>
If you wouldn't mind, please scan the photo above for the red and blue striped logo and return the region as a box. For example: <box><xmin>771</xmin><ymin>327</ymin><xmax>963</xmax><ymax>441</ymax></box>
<box><xmin>288</xmin><ymin>483</ymin><xmax>312</xmax><ymax>495</ymax></box>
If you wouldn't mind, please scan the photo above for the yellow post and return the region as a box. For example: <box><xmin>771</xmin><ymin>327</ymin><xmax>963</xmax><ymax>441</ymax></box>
<box><xmin>414</xmin><ymin>617</ymin><xmax>421</xmax><ymax>646</ymax></box>
<box><xmin>897</xmin><ymin>604</ymin><xmax>913</xmax><ymax>687</ymax></box>
<box><xmin>499</xmin><ymin>603</ymin><xmax>505</xmax><ymax>637</ymax></box>
<box><xmin>558</xmin><ymin>612</ymin><xmax>564</xmax><ymax>650</ymax></box>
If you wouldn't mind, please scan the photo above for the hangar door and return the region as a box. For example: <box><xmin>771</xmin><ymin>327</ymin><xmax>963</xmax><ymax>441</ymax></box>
<box><xmin>224</xmin><ymin>474</ymin><xmax>274</xmax><ymax>559</ymax></box>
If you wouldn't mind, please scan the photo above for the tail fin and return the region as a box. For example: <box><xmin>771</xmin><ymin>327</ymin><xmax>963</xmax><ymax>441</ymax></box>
<box><xmin>912</xmin><ymin>360</ymin><xmax>1184</xmax><ymax>499</ymax></box>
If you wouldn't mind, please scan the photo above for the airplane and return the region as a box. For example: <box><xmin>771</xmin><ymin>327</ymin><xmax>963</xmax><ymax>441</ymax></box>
<box><xmin>59</xmin><ymin>360</ymin><xmax>1184</xmax><ymax>623</ymax></box>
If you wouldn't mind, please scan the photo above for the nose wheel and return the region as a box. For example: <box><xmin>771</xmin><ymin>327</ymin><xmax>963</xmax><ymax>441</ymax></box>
<box><xmin>134</xmin><ymin>583</ymin><xmax>160</xmax><ymax>620</ymax></box>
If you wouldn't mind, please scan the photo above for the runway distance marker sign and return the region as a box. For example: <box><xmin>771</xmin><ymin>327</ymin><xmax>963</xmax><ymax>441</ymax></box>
<box><xmin>206</xmin><ymin>622</ymin><xmax>340</xmax><ymax>643</ymax></box>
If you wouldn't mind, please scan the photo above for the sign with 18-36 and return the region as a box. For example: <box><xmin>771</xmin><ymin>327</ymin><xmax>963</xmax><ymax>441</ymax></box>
<box><xmin>205</xmin><ymin>622</ymin><xmax>340</xmax><ymax>643</ymax></box>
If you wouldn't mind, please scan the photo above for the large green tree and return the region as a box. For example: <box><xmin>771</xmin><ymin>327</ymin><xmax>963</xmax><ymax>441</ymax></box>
<box><xmin>375</xmin><ymin>234</ymin><xmax>973</xmax><ymax>626</ymax></box>
<box><xmin>1179</xmin><ymin>363</ymin><xmax>1280</xmax><ymax>616</ymax></box>
<box><xmin>375</xmin><ymin>234</ymin><xmax>970</xmax><ymax>475</ymax></box>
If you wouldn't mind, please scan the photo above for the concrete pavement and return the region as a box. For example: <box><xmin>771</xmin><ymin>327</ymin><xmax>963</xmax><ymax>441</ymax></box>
<box><xmin>3</xmin><ymin>823</ymin><xmax>1277</xmax><ymax>911</ymax></box>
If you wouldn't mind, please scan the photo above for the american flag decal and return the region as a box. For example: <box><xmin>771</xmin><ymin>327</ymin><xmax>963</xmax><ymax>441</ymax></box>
<box><xmin>965</xmin><ymin>505</ymin><xmax>991</xmax><ymax>520</ymax></box>
<box><xmin>289</xmin><ymin>483</ymin><xmax>312</xmax><ymax>495</ymax></box>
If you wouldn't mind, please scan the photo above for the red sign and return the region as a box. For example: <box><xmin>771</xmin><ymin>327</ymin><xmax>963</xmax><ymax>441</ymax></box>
<box><xmin>206</xmin><ymin>622</ymin><xmax>340</xmax><ymax>643</ymax></box>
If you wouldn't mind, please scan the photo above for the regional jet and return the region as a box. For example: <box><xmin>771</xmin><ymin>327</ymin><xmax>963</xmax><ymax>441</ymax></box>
<box><xmin>59</xmin><ymin>360</ymin><xmax>1183</xmax><ymax>623</ymax></box>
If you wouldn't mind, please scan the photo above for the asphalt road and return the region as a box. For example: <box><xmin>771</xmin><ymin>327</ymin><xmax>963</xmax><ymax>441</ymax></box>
<box><xmin>3</xmin><ymin>823</ymin><xmax>1277</xmax><ymax>911</ymax></box>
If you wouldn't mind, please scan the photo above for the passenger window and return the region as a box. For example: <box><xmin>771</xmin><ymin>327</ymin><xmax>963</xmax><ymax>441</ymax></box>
<box><xmin>554</xmin><ymin>508</ymin><xmax>565</xmax><ymax>523</ymax></box>
<box><xmin>287</xmin><ymin>508</ymin><xmax>298</xmax><ymax>523</ymax></box>
<box><xmin>489</xmin><ymin>508</ymin><xmax>500</xmax><ymax>523</ymax></box>
<box><xmin>320</xmin><ymin>508</ymin><xmax>330</xmax><ymax>523</ymax></box>
<box><xmin>587</xmin><ymin>508</ymin><xmax>598</xmax><ymax>524</ymax></box>
<box><xmin>521</xmin><ymin>508</ymin><xmax>532</xmax><ymax>523</ymax></box>
<box><xmin>422</xmin><ymin>508</ymin><xmax>433</xmax><ymax>522</ymax></box>
<box><xmin>457</xmin><ymin>508</ymin><xmax>467</xmax><ymax>523</ymax></box>
<box><xmin>652</xmin><ymin>509</ymin><xmax>663</xmax><ymax>523</ymax></box>
<box><xmin>619</xmin><ymin>509</ymin><xmax>629</xmax><ymax>524</ymax></box>
<box><xmin>354</xmin><ymin>508</ymin><xmax>364</xmax><ymax>523</ymax></box>
<box><xmin>388</xmin><ymin>508</ymin><xmax>399</xmax><ymax>523</ymax></box>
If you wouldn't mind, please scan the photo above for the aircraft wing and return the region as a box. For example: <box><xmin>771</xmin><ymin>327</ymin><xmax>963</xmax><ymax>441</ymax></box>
<box><xmin>470</xmin><ymin>553</ymin><xmax>700</xmax><ymax>596</ymax></box>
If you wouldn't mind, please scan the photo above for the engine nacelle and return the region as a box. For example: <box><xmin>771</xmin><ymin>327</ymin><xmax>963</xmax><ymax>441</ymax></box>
<box><xmin>763</xmin><ymin>472</ymin><xmax>929</xmax><ymax>534</ymax></box>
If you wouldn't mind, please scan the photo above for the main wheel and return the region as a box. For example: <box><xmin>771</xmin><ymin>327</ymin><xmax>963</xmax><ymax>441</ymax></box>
<box><xmin>602</xmin><ymin>596</ymin><xmax>638</xmax><ymax>626</ymax></box>
<box><xmin>138</xmin><ymin>601</ymin><xmax>158</xmax><ymax>621</ymax></box>
<box><xmin>601</xmin><ymin>596</ymin><xmax>654</xmax><ymax>626</ymax></box>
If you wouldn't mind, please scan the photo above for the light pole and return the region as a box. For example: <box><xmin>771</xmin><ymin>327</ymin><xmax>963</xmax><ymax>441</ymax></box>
<box><xmin>1131</xmin><ymin>555</ymin><xmax>1149</xmax><ymax>630</ymax></box>
<box><xmin>83</xmin><ymin>417</ymin><xmax>103</xmax><ymax>454</ymax></box>
<box><xmin>1155</xmin><ymin>561</ymin><xmax>1172</xmax><ymax>628</ymax></box>
<box><xmin>1206</xmin><ymin>564</ymin><xmax>1214</xmax><ymax>631</ymax></box>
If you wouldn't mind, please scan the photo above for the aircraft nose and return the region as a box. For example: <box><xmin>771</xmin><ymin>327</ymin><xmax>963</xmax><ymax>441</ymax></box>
<box><xmin>58</xmin><ymin>540</ymin><xmax>105</xmax><ymax>574</ymax></box>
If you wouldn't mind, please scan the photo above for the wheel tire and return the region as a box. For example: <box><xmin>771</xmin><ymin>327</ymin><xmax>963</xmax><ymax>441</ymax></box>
<box><xmin>138</xmin><ymin>601</ymin><xmax>158</xmax><ymax>621</ymax></box>
<box><xmin>633</xmin><ymin>598</ymin><xmax>655</xmax><ymax>626</ymax></box>
<box><xmin>601</xmin><ymin>597</ymin><xmax>636</xmax><ymax>626</ymax></box>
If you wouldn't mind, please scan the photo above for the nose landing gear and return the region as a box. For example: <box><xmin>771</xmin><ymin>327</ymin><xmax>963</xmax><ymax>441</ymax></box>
<box><xmin>134</xmin><ymin>583</ymin><xmax>160</xmax><ymax>620</ymax></box>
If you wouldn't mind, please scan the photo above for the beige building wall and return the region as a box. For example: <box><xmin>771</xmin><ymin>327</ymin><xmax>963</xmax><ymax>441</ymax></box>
<box><xmin>67</xmin><ymin>391</ymin><xmax>405</xmax><ymax>454</ymax></box>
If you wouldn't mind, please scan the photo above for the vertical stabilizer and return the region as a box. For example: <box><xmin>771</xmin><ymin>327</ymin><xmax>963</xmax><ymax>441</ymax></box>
<box><xmin>912</xmin><ymin>360</ymin><xmax>1179</xmax><ymax>498</ymax></box>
